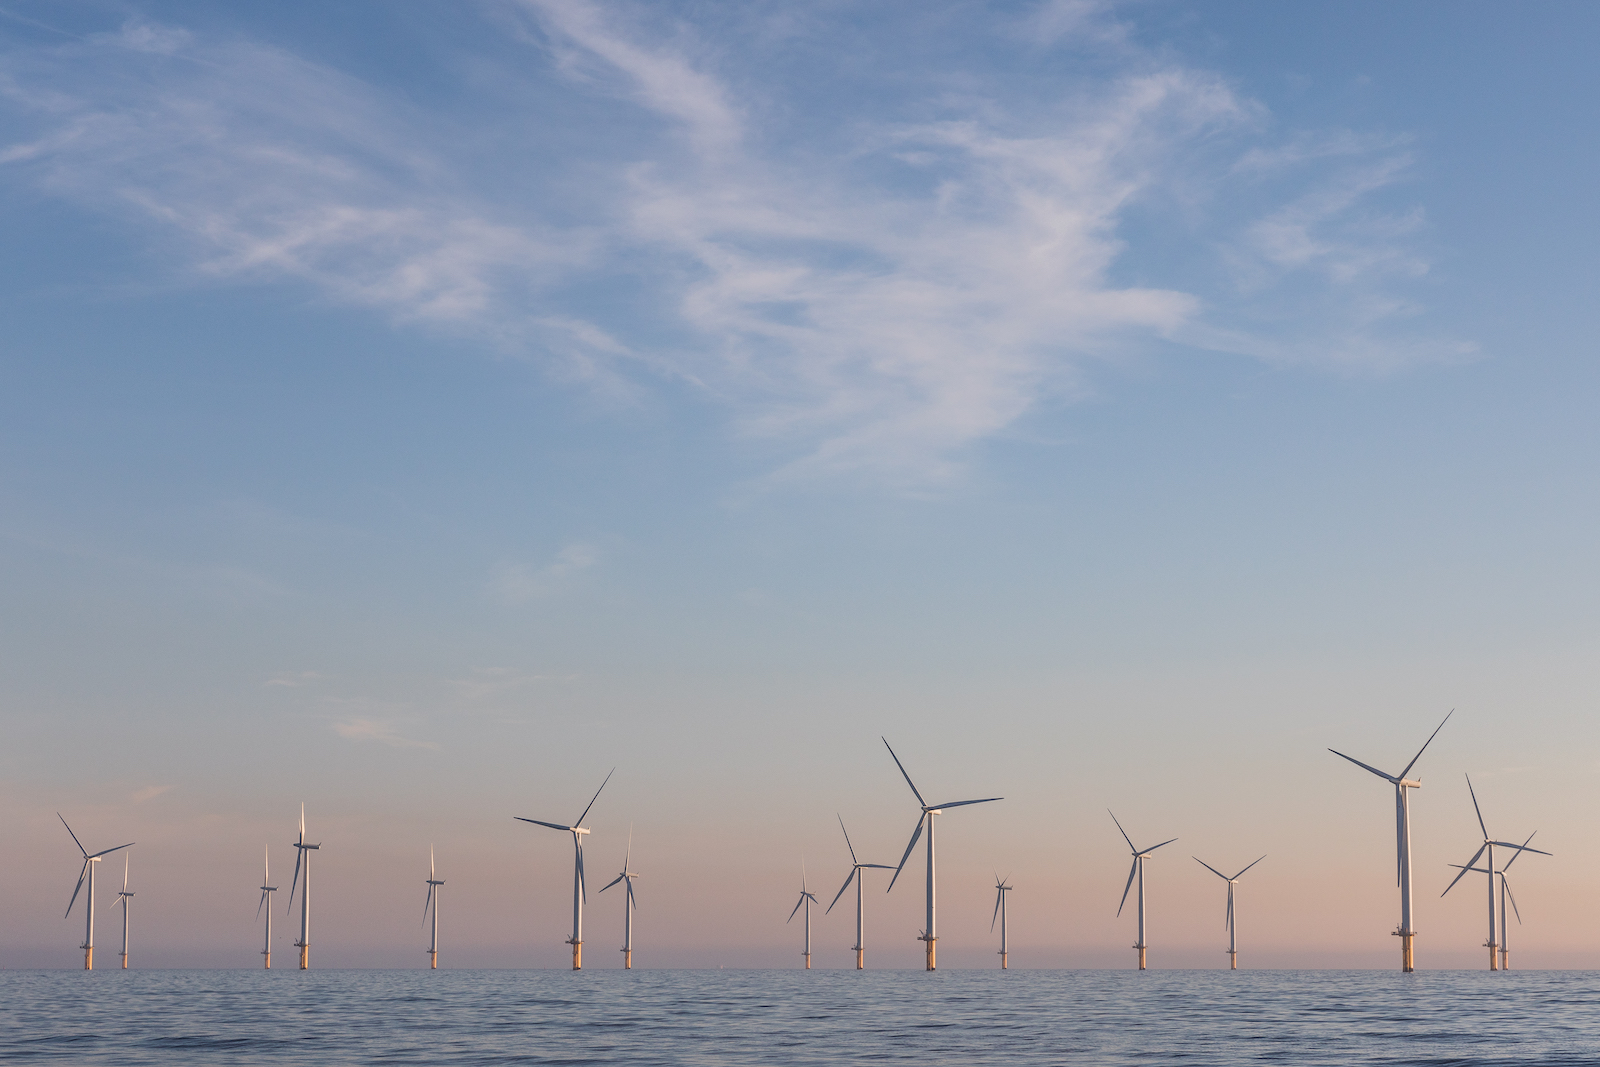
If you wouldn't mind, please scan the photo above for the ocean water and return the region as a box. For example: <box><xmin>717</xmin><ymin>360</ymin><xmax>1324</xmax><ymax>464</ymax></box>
<box><xmin>1</xmin><ymin>968</ymin><xmax>1596</xmax><ymax>1065</ymax></box>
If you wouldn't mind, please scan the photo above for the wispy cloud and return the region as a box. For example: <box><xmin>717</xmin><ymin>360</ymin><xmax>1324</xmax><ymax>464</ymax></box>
<box><xmin>0</xmin><ymin>3</ymin><xmax>1471</xmax><ymax>482</ymax></box>
<box><xmin>266</xmin><ymin>671</ymin><xmax>323</xmax><ymax>688</ymax></box>
<box><xmin>131</xmin><ymin>784</ymin><xmax>172</xmax><ymax>802</ymax></box>
<box><xmin>332</xmin><ymin>717</ymin><xmax>438</xmax><ymax>750</ymax></box>
<box><xmin>492</xmin><ymin>542</ymin><xmax>598</xmax><ymax>603</ymax></box>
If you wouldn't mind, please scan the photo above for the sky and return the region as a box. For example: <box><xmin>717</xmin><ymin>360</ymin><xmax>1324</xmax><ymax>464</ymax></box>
<box><xmin>1</xmin><ymin>0</ymin><xmax>1598</xmax><ymax>969</ymax></box>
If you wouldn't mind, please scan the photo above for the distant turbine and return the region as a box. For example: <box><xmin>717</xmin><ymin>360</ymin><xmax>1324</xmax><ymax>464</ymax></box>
<box><xmin>787</xmin><ymin>860</ymin><xmax>819</xmax><ymax>969</ymax></box>
<box><xmin>286</xmin><ymin>803</ymin><xmax>321</xmax><ymax>970</ymax></box>
<box><xmin>59</xmin><ymin>814</ymin><xmax>133</xmax><ymax>970</ymax></box>
<box><xmin>824</xmin><ymin>815</ymin><xmax>894</xmax><ymax>970</ymax></box>
<box><xmin>423</xmin><ymin>846</ymin><xmax>444</xmax><ymax>970</ymax></box>
<box><xmin>599</xmin><ymin>827</ymin><xmax>640</xmax><ymax>969</ymax></box>
<box><xmin>111</xmin><ymin>854</ymin><xmax>135</xmax><ymax>969</ymax></box>
<box><xmin>515</xmin><ymin>768</ymin><xmax>614</xmax><ymax>970</ymax></box>
<box><xmin>1110</xmin><ymin>811</ymin><xmax>1176</xmax><ymax>971</ymax></box>
<box><xmin>1441</xmin><ymin>776</ymin><xmax>1550</xmax><ymax>970</ymax></box>
<box><xmin>1496</xmin><ymin>831</ymin><xmax>1541</xmax><ymax>970</ymax></box>
<box><xmin>1329</xmin><ymin>709</ymin><xmax>1451</xmax><ymax>972</ymax></box>
<box><xmin>256</xmin><ymin>846</ymin><xmax>276</xmax><ymax>969</ymax></box>
<box><xmin>1193</xmin><ymin>855</ymin><xmax>1265</xmax><ymax>970</ymax></box>
<box><xmin>883</xmin><ymin>737</ymin><xmax>1003</xmax><ymax>971</ymax></box>
<box><xmin>991</xmin><ymin>875</ymin><xmax>1013</xmax><ymax>970</ymax></box>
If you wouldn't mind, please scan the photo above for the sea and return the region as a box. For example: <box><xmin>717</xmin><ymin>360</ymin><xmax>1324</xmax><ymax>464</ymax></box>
<box><xmin>1</xmin><ymin>968</ymin><xmax>1596</xmax><ymax>1065</ymax></box>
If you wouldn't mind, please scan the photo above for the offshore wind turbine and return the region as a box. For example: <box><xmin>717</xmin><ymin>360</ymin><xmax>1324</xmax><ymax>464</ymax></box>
<box><xmin>1441</xmin><ymin>776</ymin><xmax>1550</xmax><ymax>970</ymax></box>
<box><xmin>423</xmin><ymin>846</ymin><xmax>444</xmax><ymax>969</ymax></box>
<box><xmin>112</xmin><ymin>854</ymin><xmax>134</xmax><ymax>969</ymax></box>
<box><xmin>883</xmin><ymin>737</ymin><xmax>1003</xmax><ymax>971</ymax></box>
<box><xmin>1329</xmin><ymin>710</ymin><xmax>1451</xmax><ymax>972</ymax></box>
<box><xmin>286</xmin><ymin>804</ymin><xmax>320</xmax><ymax>970</ymax></box>
<box><xmin>59</xmin><ymin>814</ymin><xmax>133</xmax><ymax>970</ymax></box>
<box><xmin>1193</xmin><ymin>855</ymin><xmax>1265</xmax><ymax>969</ymax></box>
<box><xmin>515</xmin><ymin>768</ymin><xmax>614</xmax><ymax>969</ymax></box>
<box><xmin>599</xmin><ymin>828</ymin><xmax>640</xmax><ymax>969</ymax></box>
<box><xmin>1497</xmin><ymin>831</ymin><xmax>1540</xmax><ymax>970</ymax></box>
<box><xmin>1110</xmin><ymin>811</ymin><xmax>1176</xmax><ymax>971</ymax></box>
<box><xmin>991</xmin><ymin>876</ymin><xmax>1013</xmax><ymax>970</ymax></box>
<box><xmin>825</xmin><ymin>815</ymin><xmax>894</xmax><ymax>970</ymax></box>
<box><xmin>257</xmin><ymin>846</ymin><xmax>276</xmax><ymax>969</ymax></box>
<box><xmin>787</xmin><ymin>861</ymin><xmax>819</xmax><ymax>969</ymax></box>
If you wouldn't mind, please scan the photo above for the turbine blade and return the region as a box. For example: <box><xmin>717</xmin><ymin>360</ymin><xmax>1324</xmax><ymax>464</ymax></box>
<box><xmin>627</xmin><ymin>879</ymin><xmax>637</xmax><ymax>910</ymax></box>
<box><xmin>1441</xmin><ymin>845</ymin><xmax>1486</xmax><ymax>896</ymax></box>
<box><xmin>256</xmin><ymin>889</ymin><xmax>268</xmax><ymax>920</ymax></box>
<box><xmin>578</xmin><ymin>843</ymin><xmax>586</xmax><ymax>904</ymax></box>
<box><xmin>926</xmin><ymin>797</ymin><xmax>1003</xmax><ymax>811</ymax></box>
<box><xmin>1225</xmin><ymin>893</ymin><xmax>1234</xmax><ymax>932</ymax></box>
<box><xmin>1502</xmin><ymin>831</ymin><xmax>1538</xmax><ymax>872</ymax></box>
<box><xmin>1504</xmin><ymin>878</ymin><xmax>1522</xmax><ymax>923</ymax></box>
<box><xmin>991</xmin><ymin>887</ymin><xmax>1002</xmax><ymax>931</ymax></box>
<box><xmin>58</xmin><ymin>813</ymin><xmax>89</xmax><ymax>858</ymax></box>
<box><xmin>1194</xmin><ymin>857</ymin><xmax>1228</xmax><ymax>880</ymax></box>
<box><xmin>838</xmin><ymin>814</ymin><xmax>859</xmax><ymax>867</ymax></box>
<box><xmin>1397</xmin><ymin>709</ymin><xmax>1453</xmax><ymax>781</ymax></box>
<box><xmin>861</xmin><ymin>864</ymin><xmax>896</xmax><ymax>869</ymax></box>
<box><xmin>287</xmin><ymin>847</ymin><xmax>303</xmax><ymax>915</ymax></box>
<box><xmin>430</xmin><ymin>846</ymin><xmax>435</xmax><ymax>881</ymax></box>
<box><xmin>1395</xmin><ymin>788</ymin><xmax>1405</xmax><ymax>888</ymax></box>
<box><xmin>599</xmin><ymin>872</ymin><xmax>626</xmax><ymax>894</ymax></box>
<box><xmin>87</xmin><ymin>842</ymin><xmax>135</xmax><ymax>861</ymax></box>
<box><xmin>65</xmin><ymin>860</ymin><xmax>89</xmax><ymax>918</ymax></box>
<box><xmin>881</xmin><ymin>738</ymin><xmax>927</xmax><ymax>807</ymax></box>
<box><xmin>1328</xmin><ymin>748</ymin><xmax>1399</xmax><ymax>783</ymax></box>
<box><xmin>826</xmin><ymin>868</ymin><xmax>857</xmax><ymax>914</ymax></box>
<box><xmin>264</xmin><ymin>844</ymin><xmax>269</xmax><ymax>884</ymax></box>
<box><xmin>575</xmin><ymin>767</ymin><xmax>615</xmax><ymax>827</ymax></box>
<box><xmin>886</xmin><ymin>815</ymin><xmax>925</xmax><ymax>892</ymax></box>
<box><xmin>1233</xmin><ymin>855</ymin><xmax>1267</xmax><ymax>880</ymax></box>
<box><xmin>788</xmin><ymin>894</ymin><xmax>805</xmax><ymax>923</ymax></box>
<box><xmin>1465</xmin><ymin>774</ymin><xmax>1488</xmax><ymax>840</ymax></box>
<box><xmin>1117</xmin><ymin>858</ymin><xmax>1137</xmax><ymax>917</ymax></box>
<box><xmin>1489</xmin><ymin>841</ymin><xmax>1552</xmax><ymax>856</ymax></box>
<box><xmin>423</xmin><ymin>884</ymin><xmax>434</xmax><ymax>924</ymax></box>
<box><xmin>1108</xmin><ymin>810</ymin><xmax>1136</xmax><ymax>852</ymax></box>
<box><xmin>514</xmin><ymin>817</ymin><xmax>574</xmax><ymax>832</ymax></box>
<box><xmin>1143</xmin><ymin>838</ymin><xmax>1178</xmax><ymax>855</ymax></box>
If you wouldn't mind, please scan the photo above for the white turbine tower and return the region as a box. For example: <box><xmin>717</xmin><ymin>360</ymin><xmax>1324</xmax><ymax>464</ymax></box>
<box><xmin>599</xmin><ymin>828</ymin><xmax>640</xmax><ymax>969</ymax></box>
<box><xmin>1493</xmin><ymin>831</ymin><xmax>1541</xmax><ymax>970</ymax></box>
<box><xmin>883</xmin><ymin>737</ymin><xmax>1003</xmax><ymax>971</ymax></box>
<box><xmin>1110</xmin><ymin>811</ymin><xmax>1176</xmax><ymax>971</ymax></box>
<box><xmin>59</xmin><ymin>814</ymin><xmax>133</xmax><ymax>971</ymax></box>
<box><xmin>112</xmin><ymin>855</ymin><xmax>134</xmax><ymax>969</ymax></box>
<box><xmin>286</xmin><ymin>804</ymin><xmax>320</xmax><ymax>970</ymax></box>
<box><xmin>787</xmin><ymin>861</ymin><xmax>819</xmax><ymax>969</ymax></box>
<box><xmin>1193</xmin><ymin>855</ymin><xmax>1265</xmax><ymax>970</ymax></box>
<box><xmin>1441</xmin><ymin>776</ymin><xmax>1550</xmax><ymax>970</ymax></box>
<box><xmin>257</xmin><ymin>846</ymin><xmax>276</xmax><ymax>969</ymax></box>
<box><xmin>1329</xmin><ymin>709</ymin><xmax>1451</xmax><ymax>972</ymax></box>
<box><xmin>824</xmin><ymin>816</ymin><xmax>894</xmax><ymax>970</ymax></box>
<box><xmin>515</xmin><ymin>768</ymin><xmax>614</xmax><ymax>970</ymax></box>
<box><xmin>991</xmin><ymin>875</ymin><xmax>1013</xmax><ymax>970</ymax></box>
<box><xmin>423</xmin><ymin>846</ymin><xmax>444</xmax><ymax>970</ymax></box>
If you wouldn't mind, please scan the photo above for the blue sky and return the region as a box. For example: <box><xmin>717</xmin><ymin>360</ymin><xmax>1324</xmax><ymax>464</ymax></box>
<box><xmin>2</xmin><ymin>1</ymin><xmax>1597</xmax><ymax>968</ymax></box>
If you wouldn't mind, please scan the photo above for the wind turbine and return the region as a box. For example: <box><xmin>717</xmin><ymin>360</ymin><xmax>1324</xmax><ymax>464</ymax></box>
<box><xmin>112</xmin><ymin>854</ymin><xmax>134</xmax><ymax>969</ymax></box>
<box><xmin>991</xmin><ymin>875</ymin><xmax>1013</xmax><ymax>970</ymax></box>
<box><xmin>883</xmin><ymin>737</ymin><xmax>1003</xmax><ymax>971</ymax></box>
<box><xmin>257</xmin><ymin>846</ymin><xmax>276</xmax><ymax>969</ymax></box>
<box><xmin>787</xmin><ymin>861</ymin><xmax>819</xmax><ymax>969</ymax></box>
<box><xmin>59</xmin><ymin>814</ymin><xmax>133</xmax><ymax>970</ymax></box>
<box><xmin>1193</xmin><ymin>855</ymin><xmax>1265</xmax><ymax>970</ymax></box>
<box><xmin>1497</xmin><ymin>831</ymin><xmax>1540</xmax><ymax>970</ymax></box>
<box><xmin>824</xmin><ymin>815</ymin><xmax>894</xmax><ymax>970</ymax></box>
<box><xmin>286</xmin><ymin>804</ymin><xmax>320</xmax><ymax>970</ymax></box>
<box><xmin>1110</xmin><ymin>811</ymin><xmax>1176</xmax><ymax>970</ymax></box>
<box><xmin>1441</xmin><ymin>776</ymin><xmax>1550</xmax><ymax>970</ymax></box>
<box><xmin>423</xmin><ymin>846</ymin><xmax>444</xmax><ymax>970</ymax></box>
<box><xmin>1329</xmin><ymin>709</ymin><xmax>1451</xmax><ymax>972</ymax></box>
<box><xmin>599</xmin><ymin>828</ymin><xmax>640</xmax><ymax>969</ymax></box>
<box><xmin>514</xmin><ymin>768</ymin><xmax>613</xmax><ymax>969</ymax></box>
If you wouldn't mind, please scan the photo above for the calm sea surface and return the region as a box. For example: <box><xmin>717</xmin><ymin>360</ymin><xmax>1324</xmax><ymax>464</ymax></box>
<box><xmin>1</xmin><ymin>969</ymin><xmax>1596</xmax><ymax>1065</ymax></box>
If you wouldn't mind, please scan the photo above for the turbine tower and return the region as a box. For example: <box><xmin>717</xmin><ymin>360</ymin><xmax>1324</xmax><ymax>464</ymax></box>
<box><xmin>599</xmin><ymin>828</ymin><xmax>640</xmax><ymax>969</ymax></box>
<box><xmin>1329</xmin><ymin>709</ymin><xmax>1451</xmax><ymax>972</ymax></box>
<box><xmin>787</xmin><ymin>861</ymin><xmax>819</xmax><ymax>969</ymax></box>
<box><xmin>824</xmin><ymin>815</ymin><xmax>893</xmax><ymax>970</ymax></box>
<box><xmin>991</xmin><ymin>875</ymin><xmax>1013</xmax><ymax>969</ymax></box>
<box><xmin>1441</xmin><ymin>776</ymin><xmax>1549</xmax><ymax>970</ymax></box>
<box><xmin>1110</xmin><ymin>811</ymin><xmax>1176</xmax><ymax>971</ymax></box>
<box><xmin>59</xmin><ymin>814</ymin><xmax>133</xmax><ymax>970</ymax></box>
<box><xmin>515</xmin><ymin>768</ymin><xmax>614</xmax><ymax>969</ymax></box>
<box><xmin>112</xmin><ymin>855</ymin><xmax>134</xmax><ymax>969</ymax></box>
<box><xmin>1497</xmin><ymin>831</ymin><xmax>1540</xmax><ymax>970</ymax></box>
<box><xmin>423</xmin><ymin>846</ymin><xmax>444</xmax><ymax>970</ymax></box>
<box><xmin>883</xmin><ymin>737</ymin><xmax>1003</xmax><ymax>971</ymax></box>
<box><xmin>257</xmin><ymin>846</ymin><xmax>276</xmax><ymax>969</ymax></box>
<box><xmin>1193</xmin><ymin>855</ymin><xmax>1265</xmax><ymax>969</ymax></box>
<box><xmin>286</xmin><ymin>804</ymin><xmax>320</xmax><ymax>970</ymax></box>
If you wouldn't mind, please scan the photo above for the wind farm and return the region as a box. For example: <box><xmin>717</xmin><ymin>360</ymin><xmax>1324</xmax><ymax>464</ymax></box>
<box><xmin>58</xmin><ymin>815</ymin><xmax>133</xmax><ymax>971</ymax></box>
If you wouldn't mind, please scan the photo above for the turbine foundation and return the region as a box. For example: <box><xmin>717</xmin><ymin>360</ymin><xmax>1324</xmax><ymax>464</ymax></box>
<box><xmin>999</xmin><ymin>951</ymin><xmax>1008</xmax><ymax>970</ymax></box>
<box><xmin>299</xmin><ymin>944</ymin><xmax>309</xmax><ymax>970</ymax></box>
<box><xmin>1501</xmin><ymin>948</ymin><xmax>1510</xmax><ymax>970</ymax></box>
<box><xmin>1228</xmin><ymin>951</ymin><xmax>1237</xmax><ymax>971</ymax></box>
<box><xmin>263</xmin><ymin>951</ymin><xmax>270</xmax><ymax>969</ymax></box>
<box><xmin>623</xmin><ymin>949</ymin><xmax>632</xmax><ymax>970</ymax></box>
<box><xmin>855</xmin><ymin>948</ymin><xmax>864</xmax><ymax>970</ymax></box>
<box><xmin>429</xmin><ymin>951</ymin><xmax>438</xmax><ymax>970</ymax></box>
<box><xmin>569</xmin><ymin>939</ymin><xmax>582</xmax><ymax>970</ymax></box>
<box><xmin>84</xmin><ymin>946</ymin><xmax>93</xmax><ymax>971</ymax></box>
<box><xmin>1136</xmin><ymin>944</ymin><xmax>1146</xmax><ymax>970</ymax></box>
<box><xmin>804</xmin><ymin>953</ymin><xmax>811</xmax><ymax>970</ymax></box>
<box><xmin>1486</xmin><ymin>941</ymin><xmax>1498</xmax><ymax>970</ymax></box>
<box><xmin>1395</xmin><ymin>930</ymin><xmax>1414</xmax><ymax>972</ymax></box>
<box><xmin>121</xmin><ymin>951</ymin><xmax>128</xmax><ymax>970</ymax></box>
<box><xmin>921</xmin><ymin>935</ymin><xmax>936</xmax><ymax>971</ymax></box>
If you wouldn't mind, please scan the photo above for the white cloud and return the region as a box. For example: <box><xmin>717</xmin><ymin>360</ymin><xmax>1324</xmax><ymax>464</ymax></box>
<box><xmin>332</xmin><ymin>717</ymin><xmax>438</xmax><ymax>750</ymax></box>
<box><xmin>0</xmin><ymin>3</ymin><xmax>1471</xmax><ymax>482</ymax></box>
<box><xmin>493</xmin><ymin>542</ymin><xmax>598</xmax><ymax>603</ymax></box>
<box><xmin>131</xmin><ymin>784</ymin><xmax>172</xmax><ymax>802</ymax></box>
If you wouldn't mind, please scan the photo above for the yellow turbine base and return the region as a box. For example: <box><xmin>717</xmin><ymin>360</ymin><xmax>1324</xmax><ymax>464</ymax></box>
<box><xmin>924</xmin><ymin>937</ymin><xmax>936</xmax><ymax>971</ymax></box>
<box><xmin>624</xmin><ymin>949</ymin><xmax>632</xmax><ymax>970</ymax></box>
<box><xmin>300</xmin><ymin>945</ymin><xmax>309</xmax><ymax>970</ymax></box>
<box><xmin>121</xmin><ymin>953</ymin><xmax>128</xmax><ymax>970</ymax></box>
<box><xmin>1000</xmin><ymin>952</ymin><xmax>1008</xmax><ymax>970</ymax></box>
<box><xmin>1137</xmin><ymin>945</ymin><xmax>1147</xmax><ymax>971</ymax></box>
<box><xmin>570</xmin><ymin>940</ymin><xmax>582</xmax><ymax>970</ymax></box>
<box><xmin>855</xmin><ymin>949</ymin><xmax>864</xmax><ymax>970</ymax></box>
<box><xmin>1229</xmin><ymin>952</ymin><xmax>1237</xmax><ymax>971</ymax></box>
<box><xmin>84</xmin><ymin>946</ymin><xmax>93</xmax><ymax>971</ymax></box>
<box><xmin>429</xmin><ymin>951</ymin><xmax>438</xmax><ymax>970</ymax></box>
<box><xmin>264</xmin><ymin>952</ymin><xmax>271</xmax><ymax>969</ymax></box>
